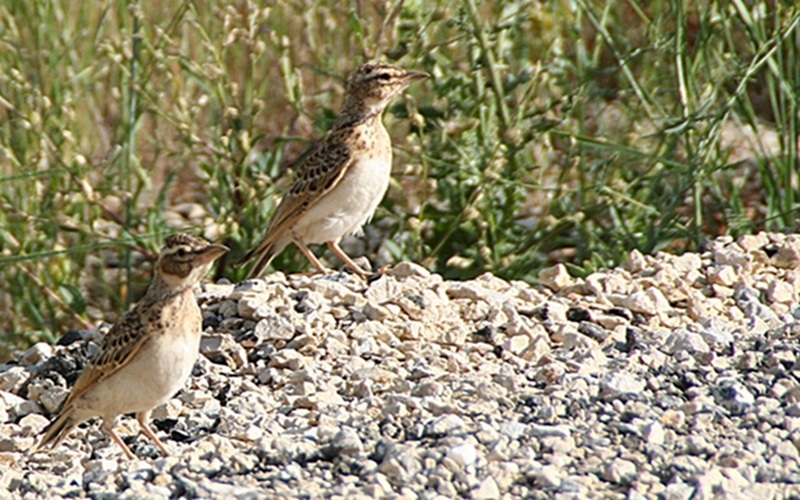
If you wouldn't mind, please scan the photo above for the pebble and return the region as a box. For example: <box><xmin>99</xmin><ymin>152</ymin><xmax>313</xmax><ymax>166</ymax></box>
<box><xmin>699</xmin><ymin>327</ymin><xmax>733</xmax><ymax>347</ymax></box>
<box><xmin>447</xmin><ymin>441</ymin><xmax>478</xmax><ymax>468</ymax></box>
<box><xmin>425</xmin><ymin>414</ymin><xmax>466</xmax><ymax>437</ymax></box>
<box><xmin>604</xmin><ymin>458</ymin><xmax>638</xmax><ymax>484</ymax></box>
<box><xmin>1</xmin><ymin>231</ymin><xmax>799</xmax><ymax>497</ymax></box>
<box><xmin>600</xmin><ymin>372</ymin><xmax>645</xmax><ymax>399</ymax></box>
<box><xmin>618</xmin><ymin>287</ymin><xmax>671</xmax><ymax>316</ymax></box>
<box><xmin>17</xmin><ymin>343</ymin><xmax>53</xmax><ymax>366</ymax></box>
<box><xmin>528</xmin><ymin>464</ymin><xmax>563</xmax><ymax>489</ymax></box>
<box><xmin>663</xmin><ymin>329</ymin><xmax>710</xmax><ymax>355</ymax></box>
<box><xmin>767</xmin><ymin>280</ymin><xmax>795</xmax><ymax>304</ymax></box>
<box><xmin>643</xmin><ymin>420</ymin><xmax>665</xmax><ymax>445</ymax></box>
<box><xmin>714</xmin><ymin>378</ymin><xmax>755</xmax><ymax>414</ymax></box>
<box><xmin>326</xmin><ymin>427</ymin><xmax>363</xmax><ymax>456</ymax></box>
<box><xmin>472</xmin><ymin>476</ymin><xmax>500</xmax><ymax>499</ymax></box>
<box><xmin>0</xmin><ymin>367</ymin><xmax>28</xmax><ymax>393</ymax></box>
<box><xmin>538</xmin><ymin>264</ymin><xmax>573</xmax><ymax>291</ymax></box>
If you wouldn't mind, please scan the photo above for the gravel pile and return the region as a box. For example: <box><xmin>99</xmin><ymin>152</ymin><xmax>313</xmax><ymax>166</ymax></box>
<box><xmin>2</xmin><ymin>231</ymin><xmax>800</xmax><ymax>498</ymax></box>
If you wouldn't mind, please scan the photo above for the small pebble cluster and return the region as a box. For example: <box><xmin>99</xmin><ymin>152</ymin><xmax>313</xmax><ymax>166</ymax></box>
<box><xmin>1</xmin><ymin>232</ymin><xmax>800</xmax><ymax>498</ymax></box>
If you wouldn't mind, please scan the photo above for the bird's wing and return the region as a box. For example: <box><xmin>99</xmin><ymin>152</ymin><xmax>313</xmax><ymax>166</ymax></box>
<box><xmin>262</xmin><ymin>134</ymin><xmax>354</xmax><ymax>241</ymax></box>
<box><xmin>61</xmin><ymin>307</ymin><xmax>154</xmax><ymax>408</ymax></box>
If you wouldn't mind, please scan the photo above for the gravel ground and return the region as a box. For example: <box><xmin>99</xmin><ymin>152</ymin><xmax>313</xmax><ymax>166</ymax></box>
<box><xmin>2</xmin><ymin>231</ymin><xmax>800</xmax><ymax>499</ymax></box>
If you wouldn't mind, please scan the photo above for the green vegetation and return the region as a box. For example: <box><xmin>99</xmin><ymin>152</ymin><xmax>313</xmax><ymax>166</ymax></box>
<box><xmin>1</xmin><ymin>0</ymin><xmax>798</xmax><ymax>355</ymax></box>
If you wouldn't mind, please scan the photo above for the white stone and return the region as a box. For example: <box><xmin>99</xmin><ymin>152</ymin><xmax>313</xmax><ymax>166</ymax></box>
<box><xmin>18</xmin><ymin>413</ymin><xmax>49</xmax><ymax>436</ymax></box>
<box><xmin>603</xmin><ymin>458</ymin><xmax>637</xmax><ymax>484</ymax></box>
<box><xmin>17</xmin><ymin>343</ymin><xmax>53</xmax><ymax>366</ymax></box>
<box><xmin>528</xmin><ymin>424</ymin><xmax>571</xmax><ymax>438</ymax></box>
<box><xmin>713</xmin><ymin>247</ymin><xmax>750</xmax><ymax>268</ymax></box>
<box><xmin>237</xmin><ymin>293</ymin><xmax>271</xmax><ymax>319</ymax></box>
<box><xmin>447</xmin><ymin>441</ymin><xmax>478</xmax><ymax>468</ymax></box>
<box><xmin>387</xmin><ymin>261</ymin><xmax>431</xmax><ymax>279</ymax></box>
<box><xmin>84</xmin><ymin>458</ymin><xmax>119</xmax><ymax>473</ymax></box>
<box><xmin>364</xmin><ymin>276</ymin><xmax>401</xmax><ymax>303</ymax></box>
<box><xmin>619</xmin><ymin>287</ymin><xmax>671</xmax><ymax>315</ymax></box>
<box><xmin>766</xmin><ymin>279</ymin><xmax>795</xmax><ymax>304</ymax></box>
<box><xmin>503</xmin><ymin>335</ymin><xmax>530</xmax><ymax>355</ymax></box>
<box><xmin>642</xmin><ymin>421</ymin><xmax>665</xmax><ymax>445</ymax></box>
<box><xmin>471</xmin><ymin>476</ymin><xmax>500</xmax><ymax>499</ymax></box>
<box><xmin>774</xmin><ymin>440</ymin><xmax>799</xmax><ymax>460</ymax></box>
<box><xmin>308</xmin><ymin>280</ymin><xmax>363</xmax><ymax>305</ymax></box>
<box><xmin>330</xmin><ymin>427</ymin><xmax>363</xmax><ymax>455</ymax></box>
<box><xmin>773</xmin><ymin>235</ymin><xmax>800</xmax><ymax>268</ymax></box>
<box><xmin>708</xmin><ymin>265</ymin><xmax>739</xmax><ymax>287</ymax></box>
<box><xmin>694</xmin><ymin>467</ymin><xmax>725</xmax><ymax>498</ymax></box>
<box><xmin>737</xmin><ymin>233</ymin><xmax>769</xmax><ymax>252</ymax></box>
<box><xmin>151</xmin><ymin>399</ymin><xmax>183</xmax><ymax>420</ymax></box>
<box><xmin>528</xmin><ymin>464</ymin><xmax>563</xmax><ymax>488</ymax></box>
<box><xmin>663</xmin><ymin>329</ymin><xmax>710</xmax><ymax>355</ymax></box>
<box><xmin>0</xmin><ymin>391</ymin><xmax>39</xmax><ymax>419</ymax></box>
<box><xmin>538</xmin><ymin>264</ymin><xmax>573</xmax><ymax>291</ymax></box>
<box><xmin>38</xmin><ymin>387</ymin><xmax>69</xmax><ymax>414</ymax></box>
<box><xmin>0</xmin><ymin>367</ymin><xmax>29</xmax><ymax>393</ymax></box>
<box><xmin>624</xmin><ymin>249</ymin><xmax>647</xmax><ymax>273</ymax></box>
<box><xmin>672</xmin><ymin>252</ymin><xmax>703</xmax><ymax>274</ymax></box>
<box><xmin>200</xmin><ymin>334</ymin><xmax>247</xmax><ymax>369</ymax></box>
<box><xmin>254</xmin><ymin>316</ymin><xmax>294</xmax><ymax>341</ymax></box>
<box><xmin>231</xmin><ymin>279</ymin><xmax>270</xmax><ymax>297</ymax></box>
<box><xmin>425</xmin><ymin>414</ymin><xmax>466</xmax><ymax>436</ymax></box>
<box><xmin>699</xmin><ymin>328</ymin><xmax>733</xmax><ymax>347</ymax></box>
<box><xmin>520</xmin><ymin>335</ymin><xmax>551</xmax><ymax>362</ymax></box>
<box><xmin>600</xmin><ymin>372</ymin><xmax>645</xmax><ymax>399</ymax></box>
<box><xmin>542</xmin><ymin>301</ymin><xmax>568</xmax><ymax>322</ymax></box>
<box><xmin>446</xmin><ymin>282</ymin><xmax>502</xmax><ymax>303</ymax></box>
<box><xmin>714</xmin><ymin>378</ymin><xmax>755</xmax><ymax>413</ymax></box>
<box><xmin>662</xmin><ymin>481</ymin><xmax>697</xmax><ymax>500</ymax></box>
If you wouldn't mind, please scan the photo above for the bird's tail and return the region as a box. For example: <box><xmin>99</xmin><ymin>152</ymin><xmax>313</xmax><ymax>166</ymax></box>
<box><xmin>34</xmin><ymin>406</ymin><xmax>80</xmax><ymax>454</ymax></box>
<box><xmin>238</xmin><ymin>239</ymin><xmax>278</xmax><ymax>279</ymax></box>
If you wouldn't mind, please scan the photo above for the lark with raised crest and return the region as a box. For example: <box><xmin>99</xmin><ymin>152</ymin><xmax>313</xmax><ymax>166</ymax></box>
<box><xmin>35</xmin><ymin>234</ymin><xmax>228</xmax><ymax>459</ymax></box>
<box><xmin>239</xmin><ymin>62</ymin><xmax>428</xmax><ymax>278</ymax></box>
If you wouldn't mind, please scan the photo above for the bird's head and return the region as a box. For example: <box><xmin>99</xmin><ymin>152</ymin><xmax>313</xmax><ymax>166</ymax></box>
<box><xmin>156</xmin><ymin>233</ymin><xmax>228</xmax><ymax>291</ymax></box>
<box><xmin>343</xmin><ymin>62</ymin><xmax>428</xmax><ymax>115</ymax></box>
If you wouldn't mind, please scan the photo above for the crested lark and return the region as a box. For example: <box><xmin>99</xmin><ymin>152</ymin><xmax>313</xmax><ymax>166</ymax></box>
<box><xmin>240</xmin><ymin>62</ymin><xmax>428</xmax><ymax>278</ymax></box>
<box><xmin>35</xmin><ymin>234</ymin><xmax>228</xmax><ymax>459</ymax></box>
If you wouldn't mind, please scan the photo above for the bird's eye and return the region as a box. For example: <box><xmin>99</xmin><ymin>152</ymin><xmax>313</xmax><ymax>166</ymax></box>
<box><xmin>378</xmin><ymin>73</ymin><xmax>391</xmax><ymax>81</ymax></box>
<box><xmin>176</xmin><ymin>248</ymin><xmax>188</xmax><ymax>258</ymax></box>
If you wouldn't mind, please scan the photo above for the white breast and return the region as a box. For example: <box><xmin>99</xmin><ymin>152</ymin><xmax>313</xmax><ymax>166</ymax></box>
<box><xmin>293</xmin><ymin>154</ymin><xmax>392</xmax><ymax>245</ymax></box>
<box><xmin>80</xmin><ymin>299</ymin><xmax>202</xmax><ymax>418</ymax></box>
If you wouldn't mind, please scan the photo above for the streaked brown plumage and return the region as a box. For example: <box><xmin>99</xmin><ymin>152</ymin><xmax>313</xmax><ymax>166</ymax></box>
<box><xmin>239</xmin><ymin>62</ymin><xmax>428</xmax><ymax>278</ymax></box>
<box><xmin>35</xmin><ymin>233</ymin><xmax>228</xmax><ymax>459</ymax></box>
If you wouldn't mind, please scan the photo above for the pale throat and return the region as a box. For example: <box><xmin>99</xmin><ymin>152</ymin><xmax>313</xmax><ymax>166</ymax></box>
<box><xmin>341</xmin><ymin>94</ymin><xmax>396</xmax><ymax>122</ymax></box>
<box><xmin>150</xmin><ymin>271</ymin><xmax>194</xmax><ymax>295</ymax></box>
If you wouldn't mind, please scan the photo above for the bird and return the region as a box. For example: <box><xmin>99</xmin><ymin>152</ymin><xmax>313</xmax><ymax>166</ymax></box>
<box><xmin>34</xmin><ymin>233</ymin><xmax>228</xmax><ymax>459</ymax></box>
<box><xmin>239</xmin><ymin>62</ymin><xmax>428</xmax><ymax>279</ymax></box>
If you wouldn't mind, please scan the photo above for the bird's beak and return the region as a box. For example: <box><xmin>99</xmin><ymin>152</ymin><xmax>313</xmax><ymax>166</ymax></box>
<box><xmin>195</xmin><ymin>244</ymin><xmax>229</xmax><ymax>265</ymax></box>
<box><xmin>405</xmin><ymin>70</ymin><xmax>430</xmax><ymax>82</ymax></box>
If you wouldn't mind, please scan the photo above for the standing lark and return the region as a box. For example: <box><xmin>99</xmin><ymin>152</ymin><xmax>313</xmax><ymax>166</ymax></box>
<box><xmin>239</xmin><ymin>62</ymin><xmax>428</xmax><ymax>278</ymax></box>
<box><xmin>35</xmin><ymin>234</ymin><xmax>228</xmax><ymax>459</ymax></box>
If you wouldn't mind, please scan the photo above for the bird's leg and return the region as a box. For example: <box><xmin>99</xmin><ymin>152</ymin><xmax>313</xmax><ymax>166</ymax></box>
<box><xmin>293</xmin><ymin>235</ymin><xmax>333</xmax><ymax>274</ymax></box>
<box><xmin>102</xmin><ymin>418</ymin><xmax>136</xmax><ymax>460</ymax></box>
<box><xmin>327</xmin><ymin>241</ymin><xmax>369</xmax><ymax>278</ymax></box>
<box><xmin>136</xmin><ymin>411</ymin><xmax>170</xmax><ymax>456</ymax></box>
